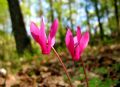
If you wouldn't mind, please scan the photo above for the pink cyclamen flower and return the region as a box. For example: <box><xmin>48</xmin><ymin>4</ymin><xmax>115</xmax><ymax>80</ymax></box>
<box><xmin>65</xmin><ymin>26</ymin><xmax>89</xmax><ymax>61</ymax></box>
<box><xmin>30</xmin><ymin>18</ymin><xmax>58</xmax><ymax>54</ymax></box>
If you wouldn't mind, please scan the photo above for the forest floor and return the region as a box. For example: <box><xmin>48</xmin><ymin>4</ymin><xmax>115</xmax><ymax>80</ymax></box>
<box><xmin>0</xmin><ymin>43</ymin><xmax>120</xmax><ymax>87</ymax></box>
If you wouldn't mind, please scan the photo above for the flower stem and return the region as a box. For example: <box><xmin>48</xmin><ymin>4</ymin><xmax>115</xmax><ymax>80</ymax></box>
<box><xmin>52</xmin><ymin>47</ymin><xmax>73</xmax><ymax>87</ymax></box>
<box><xmin>80</xmin><ymin>58</ymin><xmax>89</xmax><ymax>87</ymax></box>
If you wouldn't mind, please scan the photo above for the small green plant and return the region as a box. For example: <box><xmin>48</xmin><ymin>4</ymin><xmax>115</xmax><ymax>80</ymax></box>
<box><xmin>95</xmin><ymin>67</ymin><xmax>108</xmax><ymax>74</ymax></box>
<box><xmin>89</xmin><ymin>77</ymin><xmax>116</xmax><ymax>87</ymax></box>
<box><xmin>89</xmin><ymin>77</ymin><xmax>101</xmax><ymax>87</ymax></box>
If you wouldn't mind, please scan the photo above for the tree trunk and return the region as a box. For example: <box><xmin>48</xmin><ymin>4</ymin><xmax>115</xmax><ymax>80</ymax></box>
<box><xmin>94</xmin><ymin>0</ymin><xmax>104</xmax><ymax>39</ymax></box>
<box><xmin>57</xmin><ymin>0</ymin><xmax>65</xmax><ymax>46</ymax></box>
<box><xmin>104</xmin><ymin>0</ymin><xmax>112</xmax><ymax>30</ymax></box>
<box><xmin>49</xmin><ymin>0</ymin><xmax>54</xmax><ymax>22</ymax></box>
<box><xmin>68</xmin><ymin>0</ymin><xmax>73</xmax><ymax>30</ymax></box>
<box><xmin>105</xmin><ymin>0</ymin><xmax>109</xmax><ymax>19</ymax></box>
<box><xmin>114</xmin><ymin>0</ymin><xmax>120</xmax><ymax>32</ymax></box>
<box><xmin>85</xmin><ymin>0</ymin><xmax>91</xmax><ymax>33</ymax></box>
<box><xmin>7</xmin><ymin>0</ymin><xmax>32</xmax><ymax>54</ymax></box>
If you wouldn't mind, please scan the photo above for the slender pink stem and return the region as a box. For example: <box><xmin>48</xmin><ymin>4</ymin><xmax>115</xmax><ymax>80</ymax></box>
<box><xmin>52</xmin><ymin>47</ymin><xmax>73</xmax><ymax>87</ymax></box>
<box><xmin>80</xmin><ymin>58</ymin><xmax>89</xmax><ymax>87</ymax></box>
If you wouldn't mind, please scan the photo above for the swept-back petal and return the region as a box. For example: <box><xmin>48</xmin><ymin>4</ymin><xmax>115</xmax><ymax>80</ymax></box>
<box><xmin>39</xmin><ymin>18</ymin><xmax>47</xmax><ymax>43</ymax></box>
<box><xmin>65</xmin><ymin>29</ymin><xmax>74</xmax><ymax>57</ymax></box>
<box><xmin>30</xmin><ymin>22</ymin><xmax>40</xmax><ymax>43</ymax></box>
<box><xmin>49</xmin><ymin>19</ymin><xmax>58</xmax><ymax>38</ymax></box>
<box><xmin>73</xmin><ymin>45</ymin><xmax>81</xmax><ymax>61</ymax></box>
<box><xmin>39</xmin><ymin>19</ymin><xmax>49</xmax><ymax>54</ymax></box>
<box><xmin>79</xmin><ymin>32</ymin><xmax>90</xmax><ymax>53</ymax></box>
<box><xmin>30</xmin><ymin>21</ymin><xmax>47</xmax><ymax>54</ymax></box>
<box><xmin>77</xmin><ymin>26</ymin><xmax>81</xmax><ymax>42</ymax></box>
<box><xmin>48</xmin><ymin>19</ymin><xmax>58</xmax><ymax>47</ymax></box>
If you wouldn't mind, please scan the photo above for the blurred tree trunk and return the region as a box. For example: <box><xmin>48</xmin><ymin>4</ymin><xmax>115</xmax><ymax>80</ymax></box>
<box><xmin>105</xmin><ymin>0</ymin><xmax>111</xmax><ymax>29</ymax></box>
<box><xmin>49</xmin><ymin>0</ymin><xmax>54</xmax><ymax>22</ymax></box>
<box><xmin>68</xmin><ymin>0</ymin><xmax>73</xmax><ymax>29</ymax></box>
<box><xmin>38</xmin><ymin>0</ymin><xmax>43</xmax><ymax>17</ymax></box>
<box><xmin>85</xmin><ymin>0</ymin><xmax>91</xmax><ymax>34</ymax></box>
<box><xmin>7</xmin><ymin>0</ymin><xmax>32</xmax><ymax>54</ymax></box>
<box><xmin>57</xmin><ymin>0</ymin><xmax>62</xmax><ymax>22</ymax></box>
<box><xmin>105</xmin><ymin>0</ymin><xmax>109</xmax><ymax>19</ymax></box>
<box><xmin>114</xmin><ymin>0</ymin><xmax>120</xmax><ymax>32</ymax></box>
<box><xmin>94</xmin><ymin>0</ymin><xmax>104</xmax><ymax>39</ymax></box>
<box><xmin>57</xmin><ymin>0</ymin><xmax>65</xmax><ymax>46</ymax></box>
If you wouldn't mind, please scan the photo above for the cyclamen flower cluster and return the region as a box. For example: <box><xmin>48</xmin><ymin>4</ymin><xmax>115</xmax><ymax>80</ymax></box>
<box><xmin>30</xmin><ymin>18</ymin><xmax>89</xmax><ymax>61</ymax></box>
<box><xmin>30</xmin><ymin>18</ymin><xmax>90</xmax><ymax>87</ymax></box>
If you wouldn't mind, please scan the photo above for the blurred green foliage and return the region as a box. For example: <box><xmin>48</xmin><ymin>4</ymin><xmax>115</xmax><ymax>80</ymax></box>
<box><xmin>0</xmin><ymin>0</ymin><xmax>8</xmax><ymax>24</ymax></box>
<box><xmin>0</xmin><ymin>0</ymin><xmax>120</xmax><ymax>86</ymax></box>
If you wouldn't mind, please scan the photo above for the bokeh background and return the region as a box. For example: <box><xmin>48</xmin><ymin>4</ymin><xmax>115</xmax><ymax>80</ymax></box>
<box><xmin>0</xmin><ymin>0</ymin><xmax>120</xmax><ymax>87</ymax></box>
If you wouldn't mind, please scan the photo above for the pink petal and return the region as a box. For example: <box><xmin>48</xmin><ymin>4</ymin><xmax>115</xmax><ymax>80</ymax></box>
<box><xmin>77</xmin><ymin>26</ymin><xmax>81</xmax><ymax>42</ymax></box>
<box><xmin>49</xmin><ymin>19</ymin><xmax>58</xmax><ymax>38</ymax></box>
<box><xmin>48</xmin><ymin>19</ymin><xmax>58</xmax><ymax>47</ymax></box>
<box><xmin>73</xmin><ymin>45</ymin><xmax>81</xmax><ymax>61</ymax></box>
<box><xmin>30</xmin><ymin>22</ymin><xmax>40</xmax><ymax>43</ymax></box>
<box><xmin>79</xmin><ymin>32</ymin><xmax>90</xmax><ymax>53</ymax></box>
<box><xmin>39</xmin><ymin>19</ymin><xmax>49</xmax><ymax>54</ymax></box>
<box><xmin>39</xmin><ymin>18</ymin><xmax>47</xmax><ymax>43</ymax></box>
<box><xmin>30</xmin><ymin>21</ymin><xmax>47</xmax><ymax>54</ymax></box>
<box><xmin>74</xmin><ymin>36</ymin><xmax>78</xmax><ymax>45</ymax></box>
<box><xmin>65</xmin><ymin>29</ymin><xmax>74</xmax><ymax>57</ymax></box>
<box><xmin>50</xmin><ymin>37</ymin><xmax>55</xmax><ymax>47</ymax></box>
